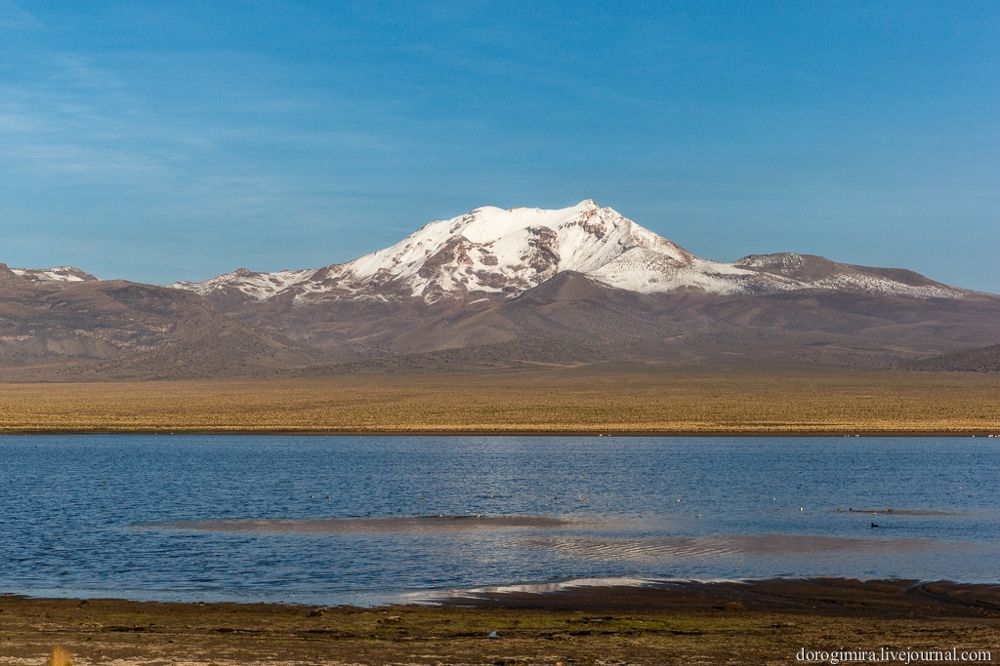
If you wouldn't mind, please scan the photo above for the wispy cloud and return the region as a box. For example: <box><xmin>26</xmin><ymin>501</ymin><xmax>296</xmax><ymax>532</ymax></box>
<box><xmin>50</xmin><ymin>54</ymin><xmax>128</xmax><ymax>90</ymax></box>
<box><xmin>0</xmin><ymin>0</ymin><xmax>41</xmax><ymax>29</ymax></box>
<box><xmin>0</xmin><ymin>47</ymin><xmax>405</xmax><ymax>273</ymax></box>
<box><xmin>0</xmin><ymin>79</ymin><xmax>168</xmax><ymax>182</ymax></box>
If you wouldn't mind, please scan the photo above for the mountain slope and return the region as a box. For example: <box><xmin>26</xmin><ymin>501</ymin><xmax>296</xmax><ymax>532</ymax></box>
<box><xmin>0</xmin><ymin>279</ymin><xmax>328</xmax><ymax>380</ymax></box>
<box><xmin>200</xmin><ymin>269</ymin><xmax>1000</xmax><ymax>373</ymax></box>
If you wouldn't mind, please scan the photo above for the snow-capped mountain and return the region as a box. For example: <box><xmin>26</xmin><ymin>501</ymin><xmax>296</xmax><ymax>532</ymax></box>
<box><xmin>4</xmin><ymin>202</ymin><xmax>1000</xmax><ymax>379</ymax></box>
<box><xmin>0</xmin><ymin>264</ymin><xmax>98</xmax><ymax>284</ymax></box>
<box><xmin>172</xmin><ymin>200</ymin><xmax>966</xmax><ymax>304</ymax></box>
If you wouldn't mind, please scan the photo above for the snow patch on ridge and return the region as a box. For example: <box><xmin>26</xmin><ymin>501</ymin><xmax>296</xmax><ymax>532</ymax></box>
<box><xmin>810</xmin><ymin>274</ymin><xmax>962</xmax><ymax>300</ymax></box>
<box><xmin>9</xmin><ymin>266</ymin><xmax>97</xmax><ymax>283</ymax></box>
<box><xmin>589</xmin><ymin>249</ymin><xmax>754</xmax><ymax>295</ymax></box>
<box><xmin>173</xmin><ymin>268</ymin><xmax>317</xmax><ymax>300</ymax></box>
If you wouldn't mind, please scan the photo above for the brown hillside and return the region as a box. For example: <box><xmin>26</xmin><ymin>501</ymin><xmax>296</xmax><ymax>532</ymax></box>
<box><xmin>211</xmin><ymin>272</ymin><xmax>1000</xmax><ymax>370</ymax></box>
<box><xmin>905</xmin><ymin>343</ymin><xmax>1000</xmax><ymax>372</ymax></box>
<box><xmin>0</xmin><ymin>280</ymin><xmax>328</xmax><ymax>380</ymax></box>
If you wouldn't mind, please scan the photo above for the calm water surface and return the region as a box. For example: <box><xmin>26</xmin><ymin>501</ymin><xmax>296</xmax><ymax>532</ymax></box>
<box><xmin>1</xmin><ymin>435</ymin><xmax>998</xmax><ymax>605</ymax></box>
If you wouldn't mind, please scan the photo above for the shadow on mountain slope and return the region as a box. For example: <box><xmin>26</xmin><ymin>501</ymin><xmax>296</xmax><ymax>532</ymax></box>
<box><xmin>902</xmin><ymin>344</ymin><xmax>1000</xmax><ymax>373</ymax></box>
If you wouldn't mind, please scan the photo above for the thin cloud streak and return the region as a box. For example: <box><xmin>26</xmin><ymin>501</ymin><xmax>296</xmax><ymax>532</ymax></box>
<box><xmin>0</xmin><ymin>0</ymin><xmax>41</xmax><ymax>30</ymax></box>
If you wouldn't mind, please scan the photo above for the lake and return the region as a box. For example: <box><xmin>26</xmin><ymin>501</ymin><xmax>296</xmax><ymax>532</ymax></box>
<box><xmin>1</xmin><ymin>435</ymin><xmax>998</xmax><ymax>606</ymax></box>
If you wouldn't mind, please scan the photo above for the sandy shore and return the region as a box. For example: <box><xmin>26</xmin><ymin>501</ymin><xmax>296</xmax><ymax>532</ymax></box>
<box><xmin>2</xmin><ymin>579</ymin><xmax>998</xmax><ymax>665</ymax></box>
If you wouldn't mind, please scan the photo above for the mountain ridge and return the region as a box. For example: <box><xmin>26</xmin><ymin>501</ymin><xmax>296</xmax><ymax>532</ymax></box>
<box><xmin>3</xmin><ymin>201</ymin><xmax>999</xmax><ymax>380</ymax></box>
<box><xmin>0</xmin><ymin>262</ymin><xmax>99</xmax><ymax>284</ymax></box>
<box><xmin>171</xmin><ymin>201</ymin><xmax>975</xmax><ymax>305</ymax></box>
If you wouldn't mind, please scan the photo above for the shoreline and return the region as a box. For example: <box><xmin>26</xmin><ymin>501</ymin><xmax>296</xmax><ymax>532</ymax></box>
<box><xmin>439</xmin><ymin>577</ymin><xmax>1000</xmax><ymax>616</ymax></box>
<box><xmin>7</xmin><ymin>576</ymin><xmax>1000</xmax><ymax>612</ymax></box>
<box><xmin>5</xmin><ymin>577</ymin><xmax>1000</xmax><ymax>616</ymax></box>
<box><xmin>2</xmin><ymin>579</ymin><xmax>998</xmax><ymax>665</ymax></box>
<box><xmin>3</xmin><ymin>429</ymin><xmax>1000</xmax><ymax>436</ymax></box>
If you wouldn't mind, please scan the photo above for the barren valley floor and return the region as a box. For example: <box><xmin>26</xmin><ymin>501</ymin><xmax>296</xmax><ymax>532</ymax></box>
<box><xmin>0</xmin><ymin>365</ymin><xmax>998</xmax><ymax>434</ymax></box>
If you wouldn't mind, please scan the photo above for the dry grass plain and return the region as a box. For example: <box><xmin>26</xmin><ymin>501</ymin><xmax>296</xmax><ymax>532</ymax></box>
<box><xmin>1</xmin><ymin>364</ymin><xmax>999</xmax><ymax>434</ymax></box>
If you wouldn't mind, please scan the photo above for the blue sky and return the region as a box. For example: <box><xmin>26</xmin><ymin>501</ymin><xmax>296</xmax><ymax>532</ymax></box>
<box><xmin>1</xmin><ymin>1</ymin><xmax>997</xmax><ymax>291</ymax></box>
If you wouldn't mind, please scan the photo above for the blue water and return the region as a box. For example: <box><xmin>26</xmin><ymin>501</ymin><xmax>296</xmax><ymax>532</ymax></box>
<box><xmin>1</xmin><ymin>435</ymin><xmax>998</xmax><ymax>605</ymax></box>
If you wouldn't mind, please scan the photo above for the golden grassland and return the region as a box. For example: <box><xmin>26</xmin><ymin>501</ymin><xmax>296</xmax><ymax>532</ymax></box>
<box><xmin>1</xmin><ymin>364</ymin><xmax>999</xmax><ymax>434</ymax></box>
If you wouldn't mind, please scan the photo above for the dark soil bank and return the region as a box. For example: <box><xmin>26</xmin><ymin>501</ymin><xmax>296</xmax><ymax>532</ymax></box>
<box><xmin>2</xmin><ymin>579</ymin><xmax>999</xmax><ymax>665</ymax></box>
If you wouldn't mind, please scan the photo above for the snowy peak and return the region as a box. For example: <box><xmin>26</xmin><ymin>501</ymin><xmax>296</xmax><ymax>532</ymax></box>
<box><xmin>314</xmin><ymin>199</ymin><xmax>703</xmax><ymax>301</ymax></box>
<box><xmin>172</xmin><ymin>267</ymin><xmax>317</xmax><ymax>301</ymax></box>
<box><xmin>172</xmin><ymin>202</ymin><xmax>969</xmax><ymax>304</ymax></box>
<box><xmin>0</xmin><ymin>263</ymin><xmax>98</xmax><ymax>284</ymax></box>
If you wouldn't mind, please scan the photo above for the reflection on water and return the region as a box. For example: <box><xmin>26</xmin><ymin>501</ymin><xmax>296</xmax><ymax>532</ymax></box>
<box><xmin>0</xmin><ymin>435</ymin><xmax>998</xmax><ymax>605</ymax></box>
<box><xmin>832</xmin><ymin>508</ymin><xmax>966</xmax><ymax>516</ymax></box>
<box><xmin>155</xmin><ymin>515</ymin><xmax>588</xmax><ymax>533</ymax></box>
<box><xmin>521</xmin><ymin>533</ymin><xmax>975</xmax><ymax>562</ymax></box>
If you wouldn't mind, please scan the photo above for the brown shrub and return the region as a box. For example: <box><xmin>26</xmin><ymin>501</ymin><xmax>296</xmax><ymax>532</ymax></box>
<box><xmin>46</xmin><ymin>646</ymin><xmax>72</xmax><ymax>666</ymax></box>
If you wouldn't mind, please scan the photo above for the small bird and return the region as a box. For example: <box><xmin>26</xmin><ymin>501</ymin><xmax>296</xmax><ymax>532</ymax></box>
<box><xmin>871</xmin><ymin>522</ymin><xmax>879</xmax><ymax>528</ymax></box>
